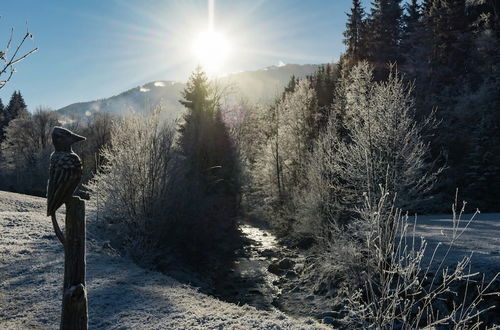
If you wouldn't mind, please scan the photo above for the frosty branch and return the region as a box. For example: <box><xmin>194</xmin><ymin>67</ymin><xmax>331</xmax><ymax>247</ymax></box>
<box><xmin>0</xmin><ymin>22</ymin><xmax>38</xmax><ymax>89</ymax></box>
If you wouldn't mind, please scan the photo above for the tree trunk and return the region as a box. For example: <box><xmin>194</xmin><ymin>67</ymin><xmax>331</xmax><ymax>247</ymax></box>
<box><xmin>61</xmin><ymin>196</ymin><xmax>88</xmax><ymax>330</ymax></box>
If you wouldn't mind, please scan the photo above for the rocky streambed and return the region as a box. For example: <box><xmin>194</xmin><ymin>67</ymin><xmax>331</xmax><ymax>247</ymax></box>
<box><xmin>167</xmin><ymin>217</ymin><xmax>500</xmax><ymax>328</ymax></box>
<box><xmin>212</xmin><ymin>223</ymin><xmax>282</xmax><ymax>309</ymax></box>
<box><xmin>212</xmin><ymin>221</ymin><xmax>341</xmax><ymax>326</ymax></box>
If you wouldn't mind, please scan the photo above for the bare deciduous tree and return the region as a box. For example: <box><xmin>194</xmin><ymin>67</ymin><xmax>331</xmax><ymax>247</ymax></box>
<box><xmin>0</xmin><ymin>21</ymin><xmax>37</xmax><ymax>88</ymax></box>
<box><xmin>1</xmin><ymin>108</ymin><xmax>59</xmax><ymax>194</ymax></box>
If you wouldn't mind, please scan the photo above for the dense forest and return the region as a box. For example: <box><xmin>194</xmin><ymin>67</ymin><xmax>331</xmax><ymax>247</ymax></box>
<box><xmin>1</xmin><ymin>0</ymin><xmax>499</xmax><ymax>328</ymax></box>
<box><xmin>341</xmin><ymin>0</ymin><xmax>500</xmax><ymax>211</ymax></box>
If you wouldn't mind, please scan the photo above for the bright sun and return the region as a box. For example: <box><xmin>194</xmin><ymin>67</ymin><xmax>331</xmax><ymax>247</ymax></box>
<box><xmin>192</xmin><ymin>30</ymin><xmax>230</xmax><ymax>75</ymax></box>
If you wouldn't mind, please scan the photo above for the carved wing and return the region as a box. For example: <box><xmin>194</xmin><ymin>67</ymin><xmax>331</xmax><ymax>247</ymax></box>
<box><xmin>47</xmin><ymin>152</ymin><xmax>83</xmax><ymax>216</ymax></box>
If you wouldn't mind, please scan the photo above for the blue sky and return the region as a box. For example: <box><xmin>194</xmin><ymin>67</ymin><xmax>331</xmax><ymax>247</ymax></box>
<box><xmin>0</xmin><ymin>0</ymin><xmax>372</xmax><ymax>110</ymax></box>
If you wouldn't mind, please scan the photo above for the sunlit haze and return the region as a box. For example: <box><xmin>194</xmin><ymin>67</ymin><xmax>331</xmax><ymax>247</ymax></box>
<box><xmin>0</xmin><ymin>0</ymin><xmax>371</xmax><ymax>109</ymax></box>
<box><xmin>192</xmin><ymin>30</ymin><xmax>231</xmax><ymax>75</ymax></box>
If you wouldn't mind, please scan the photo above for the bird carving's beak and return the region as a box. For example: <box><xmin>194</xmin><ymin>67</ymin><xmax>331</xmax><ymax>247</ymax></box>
<box><xmin>72</xmin><ymin>133</ymin><xmax>86</xmax><ymax>143</ymax></box>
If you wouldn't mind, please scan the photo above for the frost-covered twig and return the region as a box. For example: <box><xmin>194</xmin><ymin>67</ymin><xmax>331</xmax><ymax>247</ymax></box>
<box><xmin>343</xmin><ymin>187</ymin><xmax>499</xmax><ymax>329</ymax></box>
<box><xmin>0</xmin><ymin>20</ymin><xmax>37</xmax><ymax>88</ymax></box>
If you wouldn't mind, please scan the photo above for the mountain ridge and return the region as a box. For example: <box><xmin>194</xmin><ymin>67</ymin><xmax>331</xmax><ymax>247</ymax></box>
<box><xmin>56</xmin><ymin>64</ymin><xmax>323</xmax><ymax>118</ymax></box>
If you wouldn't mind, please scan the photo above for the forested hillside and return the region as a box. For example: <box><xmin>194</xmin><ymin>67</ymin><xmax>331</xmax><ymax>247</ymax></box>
<box><xmin>341</xmin><ymin>0</ymin><xmax>500</xmax><ymax>211</ymax></box>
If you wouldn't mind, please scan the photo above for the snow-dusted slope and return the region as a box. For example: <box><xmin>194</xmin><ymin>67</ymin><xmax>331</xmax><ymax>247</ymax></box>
<box><xmin>56</xmin><ymin>64</ymin><xmax>321</xmax><ymax>118</ymax></box>
<box><xmin>0</xmin><ymin>191</ymin><xmax>327</xmax><ymax>329</ymax></box>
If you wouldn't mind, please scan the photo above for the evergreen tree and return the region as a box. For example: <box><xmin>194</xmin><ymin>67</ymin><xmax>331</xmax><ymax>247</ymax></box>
<box><xmin>412</xmin><ymin>0</ymin><xmax>500</xmax><ymax>211</ymax></box>
<box><xmin>179</xmin><ymin>66</ymin><xmax>215</xmax><ymax>117</ymax></box>
<box><xmin>421</xmin><ymin>0</ymin><xmax>434</xmax><ymax>16</ymax></box>
<box><xmin>464</xmin><ymin>115</ymin><xmax>500</xmax><ymax>211</ymax></box>
<box><xmin>282</xmin><ymin>75</ymin><xmax>297</xmax><ymax>97</ymax></box>
<box><xmin>5</xmin><ymin>91</ymin><xmax>28</xmax><ymax>121</ymax></box>
<box><xmin>402</xmin><ymin>0</ymin><xmax>421</xmax><ymax>40</ymax></box>
<box><xmin>343</xmin><ymin>0</ymin><xmax>367</xmax><ymax>65</ymax></box>
<box><xmin>178</xmin><ymin>66</ymin><xmax>238</xmax><ymax>194</ymax></box>
<box><xmin>176</xmin><ymin>66</ymin><xmax>240</xmax><ymax>266</ymax></box>
<box><xmin>367</xmin><ymin>0</ymin><xmax>403</xmax><ymax>67</ymax></box>
<box><xmin>306</xmin><ymin>63</ymin><xmax>338</xmax><ymax>135</ymax></box>
<box><xmin>400</xmin><ymin>0</ymin><xmax>429</xmax><ymax>94</ymax></box>
<box><xmin>426</xmin><ymin>0</ymin><xmax>470</xmax><ymax>85</ymax></box>
<box><xmin>178</xmin><ymin>66</ymin><xmax>217</xmax><ymax>178</ymax></box>
<box><xmin>1</xmin><ymin>91</ymin><xmax>28</xmax><ymax>141</ymax></box>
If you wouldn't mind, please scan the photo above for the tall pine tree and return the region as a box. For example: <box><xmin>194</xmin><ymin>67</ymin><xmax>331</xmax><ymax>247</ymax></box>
<box><xmin>178</xmin><ymin>66</ymin><xmax>238</xmax><ymax>192</ymax></box>
<box><xmin>1</xmin><ymin>91</ymin><xmax>28</xmax><ymax>141</ymax></box>
<box><xmin>343</xmin><ymin>0</ymin><xmax>367</xmax><ymax>65</ymax></box>
<box><xmin>426</xmin><ymin>0</ymin><xmax>470</xmax><ymax>85</ymax></box>
<box><xmin>367</xmin><ymin>0</ymin><xmax>403</xmax><ymax>67</ymax></box>
<box><xmin>402</xmin><ymin>0</ymin><xmax>421</xmax><ymax>41</ymax></box>
<box><xmin>176</xmin><ymin>66</ymin><xmax>240</xmax><ymax>266</ymax></box>
<box><xmin>178</xmin><ymin>66</ymin><xmax>216</xmax><ymax>177</ymax></box>
<box><xmin>5</xmin><ymin>91</ymin><xmax>28</xmax><ymax>121</ymax></box>
<box><xmin>400</xmin><ymin>0</ymin><xmax>429</xmax><ymax>97</ymax></box>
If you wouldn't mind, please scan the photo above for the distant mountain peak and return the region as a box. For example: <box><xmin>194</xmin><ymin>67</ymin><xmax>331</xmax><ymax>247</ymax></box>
<box><xmin>57</xmin><ymin>63</ymin><xmax>323</xmax><ymax>118</ymax></box>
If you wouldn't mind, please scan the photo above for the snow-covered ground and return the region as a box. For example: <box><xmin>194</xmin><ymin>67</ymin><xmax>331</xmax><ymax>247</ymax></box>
<box><xmin>413</xmin><ymin>212</ymin><xmax>500</xmax><ymax>277</ymax></box>
<box><xmin>0</xmin><ymin>191</ymin><xmax>327</xmax><ymax>329</ymax></box>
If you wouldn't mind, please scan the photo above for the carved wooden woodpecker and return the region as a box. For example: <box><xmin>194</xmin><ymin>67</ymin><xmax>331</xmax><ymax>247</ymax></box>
<box><xmin>47</xmin><ymin>126</ymin><xmax>86</xmax><ymax>245</ymax></box>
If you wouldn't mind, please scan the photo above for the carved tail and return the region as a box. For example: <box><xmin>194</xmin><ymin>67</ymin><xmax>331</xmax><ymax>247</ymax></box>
<box><xmin>51</xmin><ymin>213</ymin><xmax>66</xmax><ymax>246</ymax></box>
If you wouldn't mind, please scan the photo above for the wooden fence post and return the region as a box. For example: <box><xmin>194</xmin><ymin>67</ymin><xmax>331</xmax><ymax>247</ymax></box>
<box><xmin>61</xmin><ymin>196</ymin><xmax>88</xmax><ymax>330</ymax></box>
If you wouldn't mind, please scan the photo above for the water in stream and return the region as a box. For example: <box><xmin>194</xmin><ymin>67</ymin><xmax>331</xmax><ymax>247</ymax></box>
<box><xmin>214</xmin><ymin>222</ymin><xmax>283</xmax><ymax>309</ymax></box>
<box><xmin>211</xmin><ymin>222</ymin><xmax>346</xmax><ymax>325</ymax></box>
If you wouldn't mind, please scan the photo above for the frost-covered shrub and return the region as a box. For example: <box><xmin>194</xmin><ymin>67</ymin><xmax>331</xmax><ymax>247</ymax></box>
<box><xmin>239</xmin><ymin>79</ymin><xmax>318</xmax><ymax>232</ymax></box>
<box><xmin>86</xmin><ymin>108</ymin><xmax>176</xmax><ymax>251</ymax></box>
<box><xmin>295</xmin><ymin>63</ymin><xmax>497</xmax><ymax>328</ymax></box>
<box><xmin>303</xmin><ymin>187</ymin><xmax>499</xmax><ymax>328</ymax></box>
<box><xmin>343</xmin><ymin>189</ymin><xmax>499</xmax><ymax>329</ymax></box>
<box><xmin>88</xmin><ymin>95</ymin><xmax>240</xmax><ymax>272</ymax></box>
<box><xmin>252</xmin><ymin>79</ymin><xmax>317</xmax><ymax>201</ymax></box>
<box><xmin>296</xmin><ymin>62</ymin><xmax>439</xmax><ymax>235</ymax></box>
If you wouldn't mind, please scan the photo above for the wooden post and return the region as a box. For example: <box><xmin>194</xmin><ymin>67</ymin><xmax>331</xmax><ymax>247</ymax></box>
<box><xmin>61</xmin><ymin>196</ymin><xmax>88</xmax><ymax>330</ymax></box>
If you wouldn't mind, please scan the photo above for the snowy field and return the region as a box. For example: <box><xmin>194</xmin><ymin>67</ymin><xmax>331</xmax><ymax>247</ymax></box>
<box><xmin>0</xmin><ymin>191</ymin><xmax>326</xmax><ymax>329</ymax></box>
<box><xmin>413</xmin><ymin>212</ymin><xmax>500</xmax><ymax>278</ymax></box>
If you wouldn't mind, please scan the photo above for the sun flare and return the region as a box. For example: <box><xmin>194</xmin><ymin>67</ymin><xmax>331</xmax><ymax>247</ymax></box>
<box><xmin>192</xmin><ymin>30</ymin><xmax>230</xmax><ymax>75</ymax></box>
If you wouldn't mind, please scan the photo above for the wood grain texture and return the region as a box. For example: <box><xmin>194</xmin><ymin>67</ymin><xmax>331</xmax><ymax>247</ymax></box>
<box><xmin>60</xmin><ymin>196</ymin><xmax>88</xmax><ymax>330</ymax></box>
